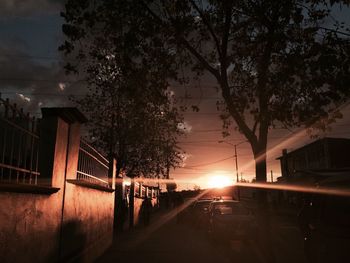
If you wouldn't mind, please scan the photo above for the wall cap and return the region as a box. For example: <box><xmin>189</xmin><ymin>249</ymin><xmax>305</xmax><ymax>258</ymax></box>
<box><xmin>0</xmin><ymin>182</ymin><xmax>60</xmax><ymax>195</ymax></box>
<box><xmin>41</xmin><ymin>107</ymin><xmax>88</xmax><ymax>124</ymax></box>
<box><xmin>67</xmin><ymin>179</ymin><xmax>115</xmax><ymax>192</ymax></box>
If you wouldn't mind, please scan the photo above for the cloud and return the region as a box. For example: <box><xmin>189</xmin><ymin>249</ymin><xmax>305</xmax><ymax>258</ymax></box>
<box><xmin>0</xmin><ymin>44</ymin><xmax>80</xmax><ymax>115</ymax></box>
<box><xmin>177</xmin><ymin>121</ymin><xmax>192</xmax><ymax>133</ymax></box>
<box><xmin>0</xmin><ymin>0</ymin><xmax>62</xmax><ymax>17</ymax></box>
<box><xmin>17</xmin><ymin>93</ymin><xmax>31</xmax><ymax>102</ymax></box>
<box><xmin>58</xmin><ymin>82</ymin><xmax>66</xmax><ymax>91</ymax></box>
<box><xmin>179</xmin><ymin>153</ymin><xmax>192</xmax><ymax>167</ymax></box>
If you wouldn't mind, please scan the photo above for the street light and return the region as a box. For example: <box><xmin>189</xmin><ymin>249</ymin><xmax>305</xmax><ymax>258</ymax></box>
<box><xmin>218</xmin><ymin>140</ymin><xmax>248</xmax><ymax>200</ymax></box>
<box><xmin>218</xmin><ymin>140</ymin><xmax>248</xmax><ymax>183</ymax></box>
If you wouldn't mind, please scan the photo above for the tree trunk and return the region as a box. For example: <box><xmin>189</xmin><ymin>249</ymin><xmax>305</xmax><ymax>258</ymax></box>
<box><xmin>113</xmin><ymin>164</ymin><xmax>124</xmax><ymax>235</ymax></box>
<box><xmin>255</xmin><ymin>153</ymin><xmax>267</xmax><ymax>182</ymax></box>
<box><xmin>129</xmin><ymin>177</ymin><xmax>135</xmax><ymax>228</ymax></box>
<box><xmin>253</xmin><ymin>144</ymin><xmax>276</xmax><ymax>263</ymax></box>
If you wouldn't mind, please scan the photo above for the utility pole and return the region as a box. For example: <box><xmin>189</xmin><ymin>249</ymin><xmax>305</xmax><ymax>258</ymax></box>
<box><xmin>270</xmin><ymin>170</ymin><xmax>273</xmax><ymax>182</ymax></box>
<box><xmin>234</xmin><ymin>144</ymin><xmax>239</xmax><ymax>183</ymax></box>
<box><xmin>218</xmin><ymin>140</ymin><xmax>248</xmax><ymax>201</ymax></box>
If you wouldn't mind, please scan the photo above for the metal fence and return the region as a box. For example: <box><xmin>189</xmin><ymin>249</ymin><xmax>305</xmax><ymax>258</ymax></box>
<box><xmin>77</xmin><ymin>139</ymin><xmax>110</xmax><ymax>188</ymax></box>
<box><xmin>0</xmin><ymin>96</ymin><xmax>40</xmax><ymax>185</ymax></box>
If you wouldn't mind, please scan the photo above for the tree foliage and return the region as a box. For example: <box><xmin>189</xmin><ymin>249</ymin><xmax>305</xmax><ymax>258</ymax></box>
<box><xmin>166</xmin><ymin>179</ymin><xmax>178</xmax><ymax>192</ymax></box>
<box><xmin>61</xmin><ymin>0</ymin><xmax>350</xmax><ymax>183</ymax></box>
<box><xmin>60</xmin><ymin>0</ymin><xmax>185</xmax><ymax>178</ymax></box>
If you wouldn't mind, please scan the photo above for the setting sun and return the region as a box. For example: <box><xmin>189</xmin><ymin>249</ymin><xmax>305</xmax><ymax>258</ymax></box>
<box><xmin>207</xmin><ymin>174</ymin><xmax>233</xmax><ymax>189</ymax></box>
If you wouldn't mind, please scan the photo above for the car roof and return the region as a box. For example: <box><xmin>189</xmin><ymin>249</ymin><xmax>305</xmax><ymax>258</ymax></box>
<box><xmin>210</xmin><ymin>200</ymin><xmax>240</xmax><ymax>204</ymax></box>
<box><xmin>197</xmin><ymin>198</ymin><xmax>212</xmax><ymax>202</ymax></box>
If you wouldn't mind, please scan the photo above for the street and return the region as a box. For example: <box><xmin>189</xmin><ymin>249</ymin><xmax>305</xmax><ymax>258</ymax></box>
<box><xmin>97</xmin><ymin>207</ymin><xmax>307</xmax><ymax>263</ymax></box>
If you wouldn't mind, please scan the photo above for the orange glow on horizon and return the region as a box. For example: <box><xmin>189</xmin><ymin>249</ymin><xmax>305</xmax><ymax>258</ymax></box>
<box><xmin>206</xmin><ymin>173</ymin><xmax>234</xmax><ymax>189</ymax></box>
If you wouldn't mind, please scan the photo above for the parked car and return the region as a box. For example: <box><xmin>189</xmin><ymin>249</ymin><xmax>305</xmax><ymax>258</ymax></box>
<box><xmin>176</xmin><ymin>198</ymin><xmax>212</xmax><ymax>226</ymax></box>
<box><xmin>190</xmin><ymin>199</ymin><xmax>213</xmax><ymax>228</ymax></box>
<box><xmin>176</xmin><ymin>198</ymin><xmax>196</xmax><ymax>224</ymax></box>
<box><xmin>208</xmin><ymin>200</ymin><xmax>257</xmax><ymax>245</ymax></box>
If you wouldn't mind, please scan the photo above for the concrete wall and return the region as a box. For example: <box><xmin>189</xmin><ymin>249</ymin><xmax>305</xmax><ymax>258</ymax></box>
<box><xmin>0</xmin><ymin>191</ymin><xmax>63</xmax><ymax>263</ymax></box>
<box><xmin>133</xmin><ymin>196</ymin><xmax>158</xmax><ymax>226</ymax></box>
<box><xmin>60</xmin><ymin>184</ymin><xmax>114</xmax><ymax>262</ymax></box>
<box><xmin>133</xmin><ymin>197</ymin><xmax>144</xmax><ymax>226</ymax></box>
<box><xmin>0</xmin><ymin>108</ymin><xmax>115</xmax><ymax>263</ymax></box>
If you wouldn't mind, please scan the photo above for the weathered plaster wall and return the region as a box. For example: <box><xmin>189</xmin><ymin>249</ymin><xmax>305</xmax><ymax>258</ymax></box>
<box><xmin>60</xmin><ymin>183</ymin><xmax>114</xmax><ymax>262</ymax></box>
<box><xmin>0</xmin><ymin>192</ymin><xmax>63</xmax><ymax>263</ymax></box>
<box><xmin>133</xmin><ymin>197</ymin><xmax>143</xmax><ymax>226</ymax></box>
<box><xmin>0</xmin><ymin>111</ymin><xmax>115</xmax><ymax>263</ymax></box>
<box><xmin>133</xmin><ymin>196</ymin><xmax>158</xmax><ymax>226</ymax></box>
<box><xmin>0</xmin><ymin>117</ymin><xmax>68</xmax><ymax>263</ymax></box>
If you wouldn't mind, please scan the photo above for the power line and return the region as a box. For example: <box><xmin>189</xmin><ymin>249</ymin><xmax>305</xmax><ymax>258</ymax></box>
<box><xmin>0</xmin><ymin>54</ymin><xmax>63</xmax><ymax>61</ymax></box>
<box><xmin>179</xmin><ymin>138</ymin><xmax>243</xmax><ymax>143</ymax></box>
<box><xmin>0</xmin><ymin>78</ymin><xmax>84</xmax><ymax>84</ymax></box>
<box><xmin>181</xmin><ymin>144</ymin><xmax>235</xmax><ymax>149</ymax></box>
<box><xmin>1</xmin><ymin>92</ymin><xmax>84</xmax><ymax>97</ymax></box>
<box><xmin>190</xmin><ymin>129</ymin><xmax>223</xmax><ymax>132</ymax></box>
<box><xmin>0</xmin><ymin>90</ymin><xmax>224</xmax><ymax>101</ymax></box>
<box><xmin>180</xmin><ymin>155</ymin><xmax>236</xmax><ymax>169</ymax></box>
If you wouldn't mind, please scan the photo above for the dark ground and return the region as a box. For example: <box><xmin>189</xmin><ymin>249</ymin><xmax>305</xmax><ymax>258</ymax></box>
<box><xmin>96</xmin><ymin>206</ymin><xmax>307</xmax><ymax>263</ymax></box>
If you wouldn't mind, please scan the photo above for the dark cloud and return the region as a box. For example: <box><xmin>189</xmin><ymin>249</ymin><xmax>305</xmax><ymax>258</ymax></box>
<box><xmin>0</xmin><ymin>0</ymin><xmax>63</xmax><ymax>17</ymax></box>
<box><xmin>0</xmin><ymin>42</ymin><xmax>80</xmax><ymax>115</ymax></box>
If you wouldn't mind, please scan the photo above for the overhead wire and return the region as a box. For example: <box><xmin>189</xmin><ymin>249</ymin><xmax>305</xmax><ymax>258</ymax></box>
<box><xmin>180</xmin><ymin>155</ymin><xmax>235</xmax><ymax>168</ymax></box>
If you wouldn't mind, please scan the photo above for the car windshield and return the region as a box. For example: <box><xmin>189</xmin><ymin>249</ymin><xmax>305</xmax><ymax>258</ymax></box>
<box><xmin>195</xmin><ymin>201</ymin><xmax>212</xmax><ymax>209</ymax></box>
<box><xmin>213</xmin><ymin>203</ymin><xmax>250</xmax><ymax>215</ymax></box>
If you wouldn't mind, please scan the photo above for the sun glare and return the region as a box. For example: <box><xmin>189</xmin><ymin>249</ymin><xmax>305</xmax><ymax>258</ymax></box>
<box><xmin>207</xmin><ymin>174</ymin><xmax>233</xmax><ymax>189</ymax></box>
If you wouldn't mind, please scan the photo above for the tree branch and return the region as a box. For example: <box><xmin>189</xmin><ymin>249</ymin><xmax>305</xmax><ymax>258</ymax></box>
<box><xmin>140</xmin><ymin>1</ymin><xmax>221</xmax><ymax>80</ymax></box>
<box><xmin>221</xmin><ymin>84</ymin><xmax>258</xmax><ymax>147</ymax></box>
<box><xmin>220</xmin><ymin>1</ymin><xmax>232</xmax><ymax>71</ymax></box>
<box><xmin>188</xmin><ymin>0</ymin><xmax>222</xmax><ymax>58</ymax></box>
<box><xmin>319</xmin><ymin>26</ymin><xmax>350</xmax><ymax>37</ymax></box>
<box><xmin>252</xmin><ymin>119</ymin><xmax>259</xmax><ymax>135</ymax></box>
<box><xmin>178</xmin><ymin>37</ymin><xmax>221</xmax><ymax>80</ymax></box>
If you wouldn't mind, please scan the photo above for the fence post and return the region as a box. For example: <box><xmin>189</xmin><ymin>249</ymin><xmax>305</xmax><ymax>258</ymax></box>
<box><xmin>38</xmin><ymin>111</ymin><xmax>69</xmax><ymax>187</ymax></box>
<box><xmin>65</xmin><ymin>121</ymin><xmax>83</xmax><ymax>181</ymax></box>
<box><xmin>38</xmin><ymin>108</ymin><xmax>87</xmax><ymax>187</ymax></box>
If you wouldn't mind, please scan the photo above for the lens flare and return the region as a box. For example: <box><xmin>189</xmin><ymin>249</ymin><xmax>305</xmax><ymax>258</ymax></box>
<box><xmin>207</xmin><ymin>175</ymin><xmax>233</xmax><ymax>188</ymax></box>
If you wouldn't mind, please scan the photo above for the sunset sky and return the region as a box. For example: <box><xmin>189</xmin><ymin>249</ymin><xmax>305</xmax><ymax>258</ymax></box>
<box><xmin>1</xmin><ymin>0</ymin><xmax>350</xmax><ymax>190</ymax></box>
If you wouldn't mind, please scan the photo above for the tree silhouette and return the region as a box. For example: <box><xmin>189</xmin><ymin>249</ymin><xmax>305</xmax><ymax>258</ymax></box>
<box><xmin>60</xmin><ymin>0</ymin><xmax>350</xmax><ymax>252</ymax></box>
<box><xmin>61</xmin><ymin>0</ymin><xmax>350</xmax><ymax>183</ymax></box>
<box><xmin>60</xmin><ymin>2</ymin><xmax>185</xmax><ymax>229</ymax></box>
<box><xmin>120</xmin><ymin>0</ymin><xmax>350</xmax><ymax>183</ymax></box>
<box><xmin>60</xmin><ymin>5</ymin><xmax>184</xmax><ymax>181</ymax></box>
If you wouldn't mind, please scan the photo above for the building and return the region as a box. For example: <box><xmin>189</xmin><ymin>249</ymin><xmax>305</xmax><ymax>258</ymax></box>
<box><xmin>277</xmin><ymin>137</ymin><xmax>350</xmax><ymax>178</ymax></box>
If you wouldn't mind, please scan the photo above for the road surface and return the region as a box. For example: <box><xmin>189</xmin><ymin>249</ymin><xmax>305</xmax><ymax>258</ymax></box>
<box><xmin>96</xmin><ymin>208</ymin><xmax>307</xmax><ymax>263</ymax></box>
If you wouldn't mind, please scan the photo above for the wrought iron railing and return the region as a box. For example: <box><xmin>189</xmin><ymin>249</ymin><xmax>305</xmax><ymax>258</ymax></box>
<box><xmin>77</xmin><ymin>139</ymin><xmax>110</xmax><ymax>188</ymax></box>
<box><xmin>0</xmin><ymin>95</ymin><xmax>40</xmax><ymax>184</ymax></box>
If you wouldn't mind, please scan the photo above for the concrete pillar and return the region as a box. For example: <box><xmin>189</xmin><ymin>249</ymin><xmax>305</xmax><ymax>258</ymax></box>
<box><xmin>38</xmin><ymin>113</ymin><xmax>68</xmax><ymax>188</ymax></box>
<box><xmin>38</xmin><ymin>108</ymin><xmax>87</xmax><ymax>186</ymax></box>
<box><xmin>113</xmin><ymin>159</ymin><xmax>124</xmax><ymax>235</ymax></box>
<box><xmin>65</xmin><ymin>122</ymin><xmax>82</xmax><ymax>180</ymax></box>
<box><xmin>34</xmin><ymin>108</ymin><xmax>87</xmax><ymax>262</ymax></box>
<box><xmin>129</xmin><ymin>177</ymin><xmax>135</xmax><ymax>228</ymax></box>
